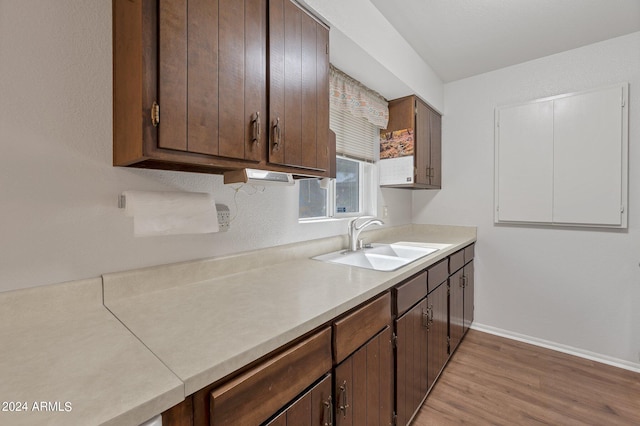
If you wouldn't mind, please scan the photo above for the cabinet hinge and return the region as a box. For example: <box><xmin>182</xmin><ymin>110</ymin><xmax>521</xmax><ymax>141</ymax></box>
<box><xmin>392</xmin><ymin>411</ymin><xmax>397</xmax><ymax>426</ymax></box>
<box><xmin>447</xmin><ymin>285</ymin><xmax>450</xmax><ymax>296</ymax></box>
<box><xmin>391</xmin><ymin>332</ymin><xmax>398</xmax><ymax>349</ymax></box>
<box><xmin>151</xmin><ymin>101</ymin><xmax>160</xmax><ymax>127</ymax></box>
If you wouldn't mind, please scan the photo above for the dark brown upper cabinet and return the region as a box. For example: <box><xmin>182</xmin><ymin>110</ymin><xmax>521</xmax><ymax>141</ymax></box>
<box><xmin>113</xmin><ymin>0</ymin><xmax>331</xmax><ymax>178</ymax></box>
<box><xmin>268</xmin><ymin>0</ymin><xmax>330</xmax><ymax>173</ymax></box>
<box><xmin>380</xmin><ymin>95</ymin><xmax>442</xmax><ymax>189</ymax></box>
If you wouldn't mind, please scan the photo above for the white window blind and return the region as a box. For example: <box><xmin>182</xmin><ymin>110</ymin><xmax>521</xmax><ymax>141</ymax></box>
<box><xmin>330</xmin><ymin>107</ymin><xmax>378</xmax><ymax>162</ymax></box>
<box><xmin>329</xmin><ymin>65</ymin><xmax>387</xmax><ymax>162</ymax></box>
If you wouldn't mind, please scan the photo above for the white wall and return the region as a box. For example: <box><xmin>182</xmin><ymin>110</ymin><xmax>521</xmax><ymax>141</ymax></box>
<box><xmin>301</xmin><ymin>0</ymin><xmax>444</xmax><ymax>112</ymax></box>
<box><xmin>0</xmin><ymin>1</ymin><xmax>412</xmax><ymax>293</ymax></box>
<box><xmin>413</xmin><ymin>32</ymin><xmax>640</xmax><ymax>367</ymax></box>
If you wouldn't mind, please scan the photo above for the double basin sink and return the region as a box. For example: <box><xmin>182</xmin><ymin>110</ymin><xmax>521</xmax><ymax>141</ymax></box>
<box><xmin>313</xmin><ymin>242</ymin><xmax>450</xmax><ymax>272</ymax></box>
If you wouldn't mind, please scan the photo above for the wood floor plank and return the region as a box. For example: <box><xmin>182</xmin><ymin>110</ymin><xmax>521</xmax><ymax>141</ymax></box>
<box><xmin>412</xmin><ymin>330</ymin><xmax>640</xmax><ymax>426</ymax></box>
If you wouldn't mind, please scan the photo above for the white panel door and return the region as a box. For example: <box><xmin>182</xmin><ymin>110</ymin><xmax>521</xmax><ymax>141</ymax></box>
<box><xmin>496</xmin><ymin>101</ymin><xmax>554</xmax><ymax>222</ymax></box>
<box><xmin>553</xmin><ymin>87</ymin><xmax>623</xmax><ymax>225</ymax></box>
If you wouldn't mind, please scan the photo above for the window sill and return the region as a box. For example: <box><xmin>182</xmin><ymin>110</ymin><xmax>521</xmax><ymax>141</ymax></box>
<box><xmin>298</xmin><ymin>216</ymin><xmax>357</xmax><ymax>225</ymax></box>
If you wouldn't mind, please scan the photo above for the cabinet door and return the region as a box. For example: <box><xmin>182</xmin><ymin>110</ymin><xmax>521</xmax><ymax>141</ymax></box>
<box><xmin>334</xmin><ymin>326</ymin><xmax>393</xmax><ymax>426</ymax></box>
<box><xmin>158</xmin><ymin>0</ymin><xmax>267</xmax><ymax>160</ymax></box>
<box><xmin>463</xmin><ymin>260</ymin><xmax>475</xmax><ymax>334</ymax></box>
<box><xmin>426</xmin><ymin>282</ymin><xmax>448</xmax><ymax>390</ymax></box>
<box><xmin>157</xmin><ymin>0</ymin><xmax>188</xmax><ymax>152</ymax></box>
<box><xmin>269</xmin><ymin>0</ymin><xmax>329</xmax><ymax>172</ymax></box>
<box><xmin>449</xmin><ymin>270</ymin><xmax>464</xmax><ymax>355</ymax></box>
<box><xmin>428</xmin><ymin>108</ymin><xmax>442</xmax><ymax>188</ymax></box>
<box><xmin>395</xmin><ymin>300</ymin><xmax>428</xmax><ymax>426</ymax></box>
<box><xmin>495</xmin><ymin>100</ymin><xmax>554</xmax><ymax>223</ymax></box>
<box><xmin>415</xmin><ymin>98</ymin><xmax>430</xmax><ymax>186</ymax></box>
<box><xmin>553</xmin><ymin>86</ymin><xmax>625</xmax><ymax>226</ymax></box>
<box><xmin>385</xmin><ymin>96</ymin><xmax>415</xmax><ymax>132</ymax></box>
<box><xmin>265</xmin><ymin>374</ymin><xmax>333</xmax><ymax>426</ymax></box>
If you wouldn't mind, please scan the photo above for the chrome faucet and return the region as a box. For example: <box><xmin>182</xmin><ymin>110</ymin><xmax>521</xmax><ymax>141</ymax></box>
<box><xmin>348</xmin><ymin>216</ymin><xmax>385</xmax><ymax>251</ymax></box>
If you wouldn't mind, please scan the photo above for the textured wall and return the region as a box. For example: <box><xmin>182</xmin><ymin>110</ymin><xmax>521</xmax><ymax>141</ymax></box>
<box><xmin>0</xmin><ymin>1</ymin><xmax>412</xmax><ymax>292</ymax></box>
<box><xmin>413</xmin><ymin>32</ymin><xmax>640</xmax><ymax>367</ymax></box>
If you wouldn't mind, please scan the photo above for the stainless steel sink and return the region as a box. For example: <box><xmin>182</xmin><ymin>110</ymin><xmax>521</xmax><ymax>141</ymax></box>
<box><xmin>313</xmin><ymin>242</ymin><xmax>450</xmax><ymax>272</ymax></box>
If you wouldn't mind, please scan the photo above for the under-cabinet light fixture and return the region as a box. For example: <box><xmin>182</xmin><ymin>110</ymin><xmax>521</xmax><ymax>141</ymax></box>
<box><xmin>223</xmin><ymin>169</ymin><xmax>295</xmax><ymax>186</ymax></box>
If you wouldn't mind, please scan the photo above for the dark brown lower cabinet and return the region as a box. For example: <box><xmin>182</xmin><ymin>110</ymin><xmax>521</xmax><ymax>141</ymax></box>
<box><xmin>463</xmin><ymin>260</ymin><xmax>475</xmax><ymax>334</ymax></box>
<box><xmin>334</xmin><ymin>326</ymin><xmax>393</xmax><ymax>426</ymax></box>
<box><xmin>450</xmin><ymin>256</ymin><xmax>475</xmax><ymax>355</ymax></box>
<box><xmin>394</xmin><ymin>279</ymin><xmax>449</xmax><ymax>426</ymax></box>
<box><xmin>163</xmin><ymin>245</ymin><xmax>477</xmax><ymax>426</ymax></box>
<box><xmin>395</xmin><ymin>300</ymin><xmax>428</xmax><ymax>426</ymax></box>
<box><xmin>265</xmin><ymin>374</ymin><xmax>333</xmax><ymax>426</ymax></box>
<box><xmin>449</xmin><ymin>268</ymin><xmax>464</xmax><ymax>355</ymax></box>
<box><xmin>426</xmin><ymin>281</ymin><xmax>448</xmax><ymax>390</ymax></box>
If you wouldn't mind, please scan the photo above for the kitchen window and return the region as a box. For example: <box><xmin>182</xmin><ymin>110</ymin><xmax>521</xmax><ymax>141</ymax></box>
<box><xmin>299</xmin><ymin>66</ymin><xmax>387</xmax><ymax>221</ymax></box>
<box><xmin>299</xmin><ymin>156</ymin><xmax>377</xmax><ymax>220</ymax></box>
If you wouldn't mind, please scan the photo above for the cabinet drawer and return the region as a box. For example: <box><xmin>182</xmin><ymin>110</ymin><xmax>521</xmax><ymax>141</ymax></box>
<box><xmin>395</xmin><ymin>272</ymin><xmax>427</xmax><ymax>316</ymax></box>
<box><xmin>428</xmin><ymin>260</ymin><xmax>448</xmax><ymax>293</ymax></box>
<box><xmin>464</xmin><ymin>243</ymin><xmax>475</xmax><ymax>264</ymax></box>
<box><xmin>333</xmin><ymin>292</ymin><xmax>391</xmax><ymax>364</ymax></box>
<box><xmin>449</xmin><ymin>249</ymin><xmax>465</xmax><ymax>275</ymax></box>
<box><xmin>210</xmin><ymin>327</ymin><xmax>332</xmax><ymax>426</ymax></box>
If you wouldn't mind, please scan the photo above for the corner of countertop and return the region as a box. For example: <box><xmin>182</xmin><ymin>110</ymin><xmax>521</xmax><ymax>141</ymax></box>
<box><xmin>0</xmin><ymin>276</ymin><xmax>185</xmax><ymax>426</ymax></box>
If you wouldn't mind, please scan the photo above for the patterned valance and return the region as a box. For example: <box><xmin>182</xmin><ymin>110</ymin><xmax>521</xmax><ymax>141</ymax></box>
<box><xmin>330</xmin><ymin>65</ymin><xmax>389</xmax><ymax>128</ymax></box>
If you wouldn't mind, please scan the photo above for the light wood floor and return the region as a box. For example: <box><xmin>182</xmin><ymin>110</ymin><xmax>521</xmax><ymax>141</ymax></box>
<box><xmin>412</xmin><ymin>329</ymin><xmax>640</xmax><ymax>425</ymax></box>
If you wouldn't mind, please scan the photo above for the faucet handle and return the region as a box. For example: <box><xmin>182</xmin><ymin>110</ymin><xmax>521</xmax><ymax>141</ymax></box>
<box><xmin>349</xmin><ymin>216</ymin><xmax>374</xmax><ymax>229</ymax></box>
<box><xmin>348</xmin><ymin>216</ymin><xmax>368</xmax><ymax>235</ymax></box>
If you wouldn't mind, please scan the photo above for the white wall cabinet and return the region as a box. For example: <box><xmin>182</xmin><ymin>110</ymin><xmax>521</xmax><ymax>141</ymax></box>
<box><xmin>495</xmin><ymin>83</ymin><xmax>628</xmax><ymax>228</ymax></box>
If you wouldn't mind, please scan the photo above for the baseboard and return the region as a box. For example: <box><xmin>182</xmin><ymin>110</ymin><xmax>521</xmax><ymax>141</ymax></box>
<box><xmin>470</xmin><ymin>322</ymin><xmax>640</xmax><ymax>374</ymax></box>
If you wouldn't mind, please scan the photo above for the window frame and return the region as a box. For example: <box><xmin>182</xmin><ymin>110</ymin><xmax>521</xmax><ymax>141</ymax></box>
<box><xmin>298</xmin><ymin>155</ymin><xmax>376</xmax><ymax>222</ymax></box>
<box><xmin>333</xmin><ymin>156</ymin><xmax>365</xmax><ymax>219</ymax></box>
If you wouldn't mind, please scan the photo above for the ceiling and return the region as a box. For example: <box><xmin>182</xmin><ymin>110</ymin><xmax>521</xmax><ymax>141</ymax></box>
<box><xmin>370</xmin><ymin>0</ymin><xmax>640</xmax><ymax>82</ymax></box>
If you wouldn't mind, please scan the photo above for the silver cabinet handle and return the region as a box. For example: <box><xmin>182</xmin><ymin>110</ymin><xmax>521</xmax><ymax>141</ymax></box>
<box><xmin>323</xmin><ymin>395</ymin><xmax>333</xmax><ymax>426</ymax></box>
<box><xmin>422</xmin><ymin>308</ymin><xmax>430</xmax><ymax>329</ymax></box>
<box><xmin>272</xmin><ymin>117</ymin><xmax>281</xmax><ymax>151</ymax></box>
<box><xmin>251</xmin><ymin>112</ymin><xmax>261</xmax><ymax>145</ymax></box>
<box><xmin>338</xmin><ymin>380</ymin><xmax>349</xmax><ymax>418</ymax></box>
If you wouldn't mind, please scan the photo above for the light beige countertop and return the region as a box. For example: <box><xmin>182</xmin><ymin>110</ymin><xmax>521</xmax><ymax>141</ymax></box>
<box><xmin>0</xmin><ymin>278</ymin><xmax>184</xmax><ymax>426</ymax></box>
<box><xmin>0</xmin><ymin>224</ymin><xmax>475</xmax><ymax>426</ymax></box>
<box><xmin>103</xmin><ymin>224</ymin><xmax>476</xmax><ymax>396</ymax></box>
